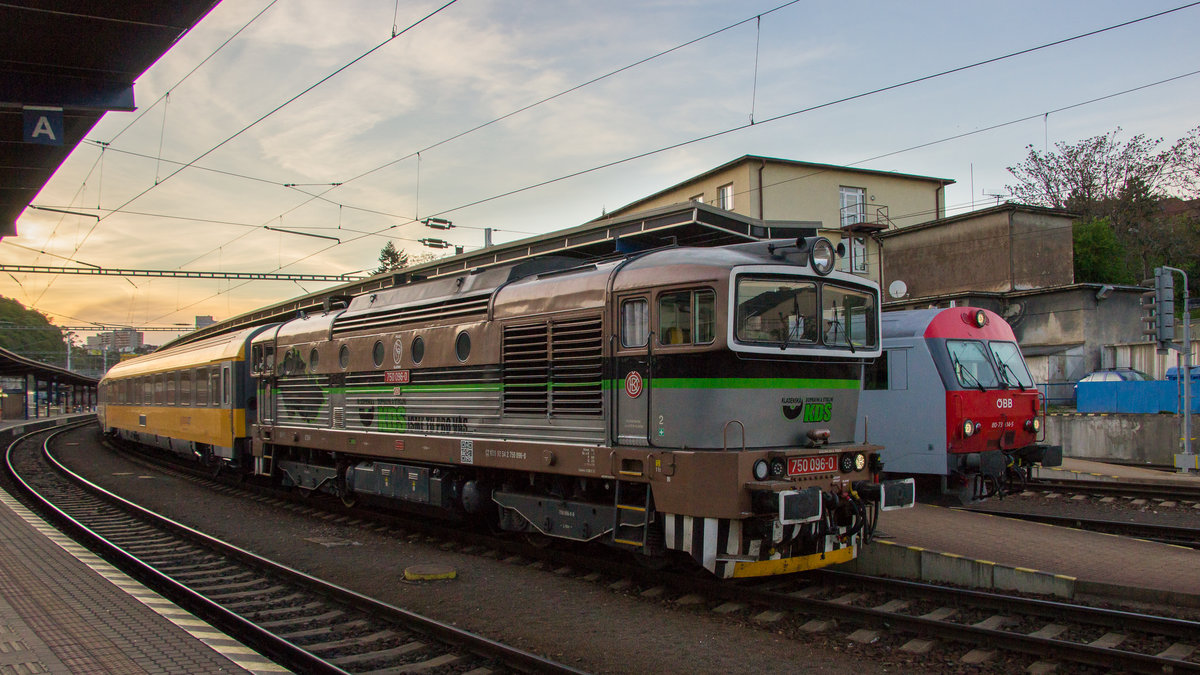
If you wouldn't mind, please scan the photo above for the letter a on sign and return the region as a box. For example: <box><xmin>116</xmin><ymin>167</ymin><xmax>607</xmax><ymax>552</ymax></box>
<box><xmin>23</xmin><ymin>107</ymin><xmax>64</xmax><ymax>146</ymax></box>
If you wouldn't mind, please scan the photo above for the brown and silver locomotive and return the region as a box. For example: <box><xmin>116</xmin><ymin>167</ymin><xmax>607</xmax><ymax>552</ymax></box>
<box><xmin>101</xmin><ymin>237</ymin><xmax>914</xmax><ymax>578</ymax></box>
<box><xmin>248</xmin><ymin>237</ymin><xmax>912</xmax><ymax>577</ymax></box>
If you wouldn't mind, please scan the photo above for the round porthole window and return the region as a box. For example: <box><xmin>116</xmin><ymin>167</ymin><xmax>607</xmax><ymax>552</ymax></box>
<box><xmin>372</xmin><ymin>340</ymin><xmax>385</xmax><ymax>367</ymax></box>
<box><xmin>411</xmin><ymin>336</ymin><xmax>425</xmax><ymax>364</ymax></box>
<box><xmin>339</xmin><ymin>344</ymin><xmax>350</xmax><ymax>369</ymax></box>
<box><xmin>455</xmin><ymin>331</ymin><xmax>471</xmax><ymax>362</ymax></box>
<box><xmin>309</xmin><ymin>348</ymin><xmax>320</xmax><ymax>371</ymax></box>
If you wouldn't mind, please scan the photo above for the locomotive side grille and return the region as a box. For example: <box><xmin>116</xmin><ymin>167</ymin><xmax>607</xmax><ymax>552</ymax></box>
<box><xmin>550</xmin><ymin>317</ymin><xmax>603</xmax><ymax>416</ymax></box>
<box><xmin>503</xmin><ymin>324</ymin><xmax>550</xmax><ymax>415</ymax></box>
<box><xmin>331</xmin><ymin>294</ymin><xmax>490</xmax><ymax>337</ymax></box>
<box><xmin>343</xmin><ymin>368</ymin><xmax>502</xmax><ymax>431</ymax></box>
<box><xmin>275</xmin><ymin>375</ymin><xmax>330</xmax><ymax>427</ymax></box>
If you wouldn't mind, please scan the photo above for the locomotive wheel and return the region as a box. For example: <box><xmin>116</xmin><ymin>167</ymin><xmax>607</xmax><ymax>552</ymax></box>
<box><xmin>524</xmin><ymin>532</ymin><xmax>552</xmax><ymax>548</ymax></box>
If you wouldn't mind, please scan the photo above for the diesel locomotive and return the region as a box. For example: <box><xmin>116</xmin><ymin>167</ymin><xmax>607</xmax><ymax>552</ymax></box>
<box><xmin>99</xmin><ymin>237</ymin><xmax>914</xmax><ymax>578</ymax></box>
<box><xmin>856</xmin><ymin>307</ymin><xmax>1062</xmax><ymax>502</ymax></box>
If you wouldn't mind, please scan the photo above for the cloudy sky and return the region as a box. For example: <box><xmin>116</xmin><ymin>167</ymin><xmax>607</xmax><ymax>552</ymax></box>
<box><xmin>5</xmin><ymin>0</ymin><xmax>1199</xmax><ymax>342</ymax></box>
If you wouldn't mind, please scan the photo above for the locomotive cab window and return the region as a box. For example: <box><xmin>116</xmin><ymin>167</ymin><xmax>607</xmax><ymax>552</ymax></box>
<box><xmin>735</xmin><ymin>278</ymin><xmax>817</xmax><ymax>345</ymax></box>
<box><xmin>658</xmin><ymin>289</ymin><xmax>715</xmax><ymax>346</ymax></box>
<box><xmin>620</xmin><ymin>298</ymin><xmax>648</xmax><ymax>348</ymax></box>
<box><xmin>946</xmin><ymin>340</ymin><xmax>1000</xmax><ymax>389</ymax></box>
<box><xmin>989</xmin><ymin>341</ymin><xmax>1034</xmax><ymax>389</ymax></box>
<box><xmin>822</xmin><ymin>285</ymin><xmax>877</xmax><ymax>349</ymax></box>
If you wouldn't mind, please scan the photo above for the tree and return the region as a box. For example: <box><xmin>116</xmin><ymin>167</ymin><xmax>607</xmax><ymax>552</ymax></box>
<box><xmin>1006</xmin><ymin>126</ymin><xmax>1200</xmax><ymax>283</ymax></box>
<box><xmin>0</xmin><ymin>296</ymin><xmax>66</xmax><ymax>364</ymax></box>
<box><xmin>374</xmin><ymin>241</ymin><xmax>409</xmax><ymax>275</ymax></box>
<box><xmin>1071</xmin><ymin>218</ymin><xmax>1134</xmax><ymax>285</ymax></box>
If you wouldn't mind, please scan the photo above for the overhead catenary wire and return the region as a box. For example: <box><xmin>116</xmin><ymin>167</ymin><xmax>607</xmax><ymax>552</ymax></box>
<box><xmin>18</xmin><ymin>3</ymin><xmax>1200</xmax><ymax>325</ymax></box>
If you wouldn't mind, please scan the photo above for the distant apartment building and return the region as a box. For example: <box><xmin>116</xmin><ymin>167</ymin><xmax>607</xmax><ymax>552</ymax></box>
<box><xmin>85</xmin><ymin>328</ymin><xmax>143</xmax><ymax>353</ymax></box>
<box><xmin>604</xmin><ymin>155</ymin><xmax>955</xmax><ymax>285</ymax></box>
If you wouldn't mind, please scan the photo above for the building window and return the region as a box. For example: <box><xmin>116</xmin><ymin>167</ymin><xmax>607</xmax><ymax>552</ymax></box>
<box><xmin>840</xmin><ymin>186</ymin><xmax>865</xmax><ymax>227</ymax></box>
<box><xmin>717</xmin><ymin>183</ymin><xmax>734</xmax><ymax>210</ymax></box>
<box><xmin>839</xmin><ymin>236</ymin><xmax>868</xmax><ymax>274</ymax></box>
<box><xmin>689</xmin><ymin>193</ymin><xmax>704</xmax><ymax>203</ymax></box>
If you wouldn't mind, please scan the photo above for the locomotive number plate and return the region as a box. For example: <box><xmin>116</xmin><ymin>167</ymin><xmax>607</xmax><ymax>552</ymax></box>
<box><xmin>788</xmin><ymin>455</ymin><xmax>837</xmax><ymax>476</ymax></box>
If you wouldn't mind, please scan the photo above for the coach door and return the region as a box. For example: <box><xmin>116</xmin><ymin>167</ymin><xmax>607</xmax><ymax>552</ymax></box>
<box><xmin>614</xmin><ymin>294</ymin><xmax>652</xmax><ymax>446</ymax></box>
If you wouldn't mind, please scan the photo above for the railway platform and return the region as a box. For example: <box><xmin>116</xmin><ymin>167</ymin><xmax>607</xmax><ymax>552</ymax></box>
<box><xmin>849</xmin><ymin>457</ymin><xmax>1200</xmax><ymax>607</ymax></box>
<box><xmin>0</xmin><ymin>416</ymin><xmax>284</xmax><ymax>674</ymax></box>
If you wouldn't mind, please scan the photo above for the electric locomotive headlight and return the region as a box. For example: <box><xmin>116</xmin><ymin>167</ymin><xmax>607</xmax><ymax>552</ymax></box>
<box><xmin>753</xmin><ymin>459</ymin><xmax>770</xmax><ymax>481</ymax></box>
<box><xmin>963</xmin><ymin>419</ymin><xmax>976</xmax><ymax>438</ymax></box>
<box><xmin>770</xmin><ymin>457</ymin><xmax>787</xmax><ymax>478</ymax></box>
<box><xmin>810</xmin><ymin>238</ymin><xmax>838</xmax><ymax>276</ymax></box>
<box><xmin>972</xmin><ymin>309</ymin><xmax>988</xmax><ymax>327</ymax></box>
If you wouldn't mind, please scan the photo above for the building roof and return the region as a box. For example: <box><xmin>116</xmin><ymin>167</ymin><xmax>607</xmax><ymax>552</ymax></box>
<box><xmin>606</xmin><ymin>154</ymin><xmax>956</xmax><ymax>217</ymax></box>
<box><xmin>877</xmin><ymin>202</ymin><xmax>1077</xmax><ymax>238</ymax></box>
<box><xmin>1</xmin><ymin>1</ymin><xmax>220</xmax><ymax>238</ymax></box>
<box><xmin>0</xmin><ymin>345</ymin><xmax>96</xmax><ymax>386</ymax></box>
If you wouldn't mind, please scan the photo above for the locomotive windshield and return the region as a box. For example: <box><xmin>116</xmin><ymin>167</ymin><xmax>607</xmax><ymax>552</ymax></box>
<box><xmin>735</xmin><ymin>276</ymin><xmax>877</xmax><ymax>349</ymax></box>
<box><xmin>946</xmin><ymin>340</ymin><xmax>1000</xmax><ymax>389</ymax></box>
<box><xmin>989</xmin><ymin>341</ymin><xmax>1034</xmax><ymax>389</ymax></box>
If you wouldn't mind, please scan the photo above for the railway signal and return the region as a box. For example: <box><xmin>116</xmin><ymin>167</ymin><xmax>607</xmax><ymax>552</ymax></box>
<box><xmin>1141</xmin><ymin>268</ymin><xmax>1175</xmax><ymax>354</ymax></box>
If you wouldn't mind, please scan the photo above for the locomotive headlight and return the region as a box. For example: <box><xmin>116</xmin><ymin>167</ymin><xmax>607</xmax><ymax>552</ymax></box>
<box><xmin>854</xmin><ymin>453</ymin><xmax>867</xmax><ymax>471</ymax></box>
<box><xmin>963</xmin><ymin>419</ymin><xmax>976</xmax><ymax>438</ymax></box>
<box><xmin>972</xmin><ymin>309</ymin><xmax>988</xmax><ymax>327</ymax></box>
<box><xmin>1025</xmin><ymin>418</ymin><xmax>1041</xmax><ymax>433</ymax></box>
<box><xmin>770</xmin><ymin>457</ymin><xmax>787</xmax><ymax>478</ymax></box>
<box><xmin>753</xmin><ymin>459</ymin><xmax>770</xmax><ymax>481</ymax></box>
<box><xmin>838</xmin><ymin>452</ymin><xmax>860</xmax><ymax>473</ymax></box>
<box><xmin>810</xmin><ymin>238</ymin><xmax>837</xmax><ymax>276</ymax></box>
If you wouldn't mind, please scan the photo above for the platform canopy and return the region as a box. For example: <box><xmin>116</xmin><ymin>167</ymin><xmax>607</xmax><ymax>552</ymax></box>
<box><xmin>0</xmin><ymin>1</ymin><xmax>221</xmax><ymax>238</ymax></box>
<box><xmin>0</xmin><ymin>345</ymin><xmax>96</xmax><ymax>387</ymax></box>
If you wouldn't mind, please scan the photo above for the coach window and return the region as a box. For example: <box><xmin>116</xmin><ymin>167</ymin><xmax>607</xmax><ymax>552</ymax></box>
<box><xmin>180</xmin><ymin>370</ymin><xmax>193</xmax><ymax>405</ymax></box>
<box><xmin>222</xmin><ymin>364</ymin><xmax>232</xmax><ymax>406</ymax></box>
<box><xmin>209</xmin><ymin>369</ymin><xmax>220</xmax><ymax>407</ymax></box>
<box><xmin>620</xmin><ymin>298</ymin><xmax>648</xmax><ymax>348</ymax></box>
<box><xmin>946</xmin><ymin>340</ymin><xmax>999</xmax><ymax>389</ymax></box>
<box><xmin>196</xmin><ymin>368</ymin><xmax>209</xmax><ymax>406</ymax></box>
<box><xmin>167</xmin><ymin>372</ymin><xmax>178</xmax><ymax>405</ymax></box>
<box><xmin>657</xmin><ymin>290</ymin><xmax>715</xmax><ymax>346</ymax></box>
<box><xmin>142</xmin><ymin>377</ymin><xmax>152</xmax><ymax>404</ymax></box>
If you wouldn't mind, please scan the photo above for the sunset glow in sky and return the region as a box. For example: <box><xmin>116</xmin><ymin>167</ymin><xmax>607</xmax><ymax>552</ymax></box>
<box><xmin>5</xmin><ymin>0</ymin><xmax>1199</xmax><ymax>342</ymax></box>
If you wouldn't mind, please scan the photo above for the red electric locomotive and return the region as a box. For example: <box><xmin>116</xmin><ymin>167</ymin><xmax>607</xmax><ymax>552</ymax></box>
<box><xmin>856</xmin><ymin>307</ymin><xmax>1061</xmax><ymax>501</ymax></box>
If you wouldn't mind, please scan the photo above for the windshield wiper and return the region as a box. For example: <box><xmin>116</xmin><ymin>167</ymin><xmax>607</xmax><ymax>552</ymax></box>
<box><xmin>998</xmin><ymin>361</ymin><xmax>1026</xmax><ymax>390</ymax></box>
<box><xmin>952</xmin><ymin>354</ymin><xmax>986</xmax><ymax>391</ymax></box>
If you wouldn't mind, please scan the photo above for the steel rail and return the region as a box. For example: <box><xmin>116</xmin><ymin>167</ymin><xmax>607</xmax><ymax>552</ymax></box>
<box><xmin>10</xmin><ymin>424</ymin><xmax>584</xmax><ymax>675</ymax></box>
<box><xmin>957</xmin><ymin>507</ymin><xmax>1200</xmax><ymax>548</ymax></box>
<box><xmin>1029</xmin><ymin>477</ymin><xmax>1200</xmax><ymax>501</ymax></box>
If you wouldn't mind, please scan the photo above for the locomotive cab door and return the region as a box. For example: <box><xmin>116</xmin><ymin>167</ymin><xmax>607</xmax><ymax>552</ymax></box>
<box><xmin>614</xmin><ymin>294</ymin><xmax>652</xmax><ymax>447</ymax></box>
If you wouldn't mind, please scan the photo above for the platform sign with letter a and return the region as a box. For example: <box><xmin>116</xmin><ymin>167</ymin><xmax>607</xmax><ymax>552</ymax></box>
<box><xmin>23</xmin><ymin>107</ymin><xmax>64</xmax><ymax>146</ymax></box>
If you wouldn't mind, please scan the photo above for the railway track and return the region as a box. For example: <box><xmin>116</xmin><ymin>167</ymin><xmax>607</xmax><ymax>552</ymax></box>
<box><xmin>5</xmin><ymin>424</ymin><xmax>583</xmax><ymax>675</ymax></box>
<box><xmin>1028</xmin><ymin>476</ymin><xmax>1200</xmax><ymax>501</ymax></box>
<box><xmin>60</xmin><ymin>426</ymin><xmax>1200</xmax><ymax>673</ymax></box>
<box><xmin>959</xmin><ymin>507</ymin><xmax>1200</xmax><ymax>549</ymax></box>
